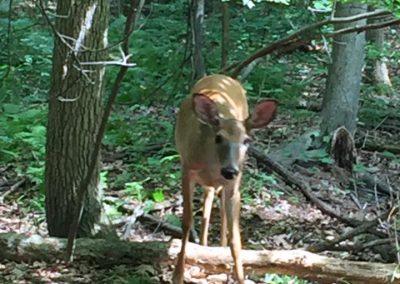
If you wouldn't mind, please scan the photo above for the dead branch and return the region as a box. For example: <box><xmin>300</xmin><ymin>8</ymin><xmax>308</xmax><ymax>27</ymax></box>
<box><xmin>249</xmin><ymin>147</ymin><xmax>352</xmax><ymax>223</ymax></box>
<box><xmin>309</xmin><ymin>208</ymin><xmax>397</xmax><ymax>253</ymax></box>
<box><xmin>1</xmin><ymin>233</ymin><xmax>399</xmax><ymax>283</ymax></box>
<box><xmin>329</xmin><ymin>18</ymin><xmax>400</xmax><ymax>37</ymax></box>
<box><xmin>357</xmin><ymin>173</ymin><xmax>395</xmax><ymax>196</ymax></box>
<box><xmin>359</xmin><ymin>141</ymin><xmax>400</xmax><ymax>155</ymax></box>
<box><xmin>0</xmin><ymin>179</ymin><xmax>26</xmax><ymax>203</ymax></box>
<box><xmin>139</xmin><ymin>213</ymin><xmax>183</xmax><ymax>238</ymax></box>
<box><xmin>249</xmin><ymin>147</ymin><xmax>387</xmax><ymax>239</ymax></box>
<box><xmin>228</xmin><ymin>9</ymin><xmax>396</xmax><ymax>77</ymax></box>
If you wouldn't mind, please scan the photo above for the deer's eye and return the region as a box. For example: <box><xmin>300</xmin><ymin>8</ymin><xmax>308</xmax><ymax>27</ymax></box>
<box><xmin>243</xmin><ymin>138</ymin><xmax>252</xmax><ymax>145</ymax></box>
<box><xmin>215</xmin><ymin>135</ymin><xmax>223</xmax><ymax>144</ymax></box>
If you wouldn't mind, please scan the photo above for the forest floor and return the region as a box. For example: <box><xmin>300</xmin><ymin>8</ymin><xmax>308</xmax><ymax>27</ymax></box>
<box><xmin>1</xmin><ymin>92</ymin><xmax>399</xmax><ymax>283</ymax></box>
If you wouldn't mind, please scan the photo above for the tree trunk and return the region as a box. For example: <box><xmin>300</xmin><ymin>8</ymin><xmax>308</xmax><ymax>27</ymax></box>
<box><xmin>221</xmin><ymin>1</ymin><xmax>229</xmax><ymax>70</ymax></box>
<box><xmin>45</xmin><ymin>0</ymin><xmax>109</xmax><ymax>237</ymax></box>
<box><xmin>331</xmin><ymin>126</ymin><xmax>356</xmax><ymax>172</ymax></box>
<box><xmin>320</xmin><ymin>2</ymin><xmax>367</xmax><ymax>136</ymax></box>
<box><xmin>191</xmin><ymin>0</ymin><xmax>206</xmax><ymax>81</ymax></box>
<box><xmin>1</xmin><ymin>233</ymin><xmax>399</xmax><ymax>284</ymax></box>
<box><xmin>366</xmin><ymin>7</ymin><xmax>392</xmax><ymax>87</ymax></box>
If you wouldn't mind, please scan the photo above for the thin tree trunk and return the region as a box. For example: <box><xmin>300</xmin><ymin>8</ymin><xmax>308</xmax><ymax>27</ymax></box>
<box><xmin>366</xmin><ymin>7</ymin><xmax>392</xmax><ymax>87</ymax></box>
<box><xmin>221</xmin><ymin>1</ymin><xmax>229</xmax><ymax>70</ymax></box>
<box><xmin>191</xmin><ymin>0</ymin><xmax>206</xmax><ymax>81</ymax></box>
<box><xmin>320</xmin><ymin>2</ymin><xmax>368</xmax><ymax>136</ymax></box>
<box><xmin>45</xmin><ymin>0</ymin><xmax>109</xmax><ymax>237</ymax></box>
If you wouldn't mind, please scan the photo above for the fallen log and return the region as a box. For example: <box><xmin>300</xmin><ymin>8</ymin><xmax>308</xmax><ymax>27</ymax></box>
<box><xmin>0</xmin><ymin>233</ymin><xmax>399</xmax><ymax>283</ymax></box>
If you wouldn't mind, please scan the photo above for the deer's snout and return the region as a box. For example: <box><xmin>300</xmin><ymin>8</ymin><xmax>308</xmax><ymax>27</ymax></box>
<box><xmin>221</xmin><ymin>166</ymin><xmax>239</xmax><ymax>180</ymax></box>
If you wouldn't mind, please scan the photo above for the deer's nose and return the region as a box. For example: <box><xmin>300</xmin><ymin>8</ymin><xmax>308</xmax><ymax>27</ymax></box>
<box><xmin>221</xmin><ymin>167</ymin><xmax>239</xmax><ymax>180</ymax></box>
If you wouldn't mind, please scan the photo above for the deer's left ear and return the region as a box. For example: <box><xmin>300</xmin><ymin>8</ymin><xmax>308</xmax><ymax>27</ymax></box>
<box><xmin>246</xmin><ymin>99</ymin><xmax>277</xmax><ymax>129</ymax></box>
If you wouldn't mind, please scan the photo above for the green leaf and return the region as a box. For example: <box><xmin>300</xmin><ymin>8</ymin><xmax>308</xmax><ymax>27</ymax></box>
<box><xmin>354</xmin><ymin>163</ymin><xmax>367</xmax><ymax>173</ymax></box>
<box><xmin>160</xmin><ymin>154</ymin><xmax>179</xmax><ymax>163</ymax></box>
<box><xmin>0</xmin><ymin>149</ymin><xmax>18</xmax><ymax>158</ymax></box>
<box><xmin>382</xmin><ymin>151</ymin><xmax>396</xmax><ymax>159</ymax></box>
<box><xmin>152</xmin><ymin>189</ymin><xmax>165</xmax><ymax>202</ymax></box>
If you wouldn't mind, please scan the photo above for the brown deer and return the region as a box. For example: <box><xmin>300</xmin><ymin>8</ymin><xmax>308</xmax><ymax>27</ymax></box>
<box><xmin>173</xmin><ymin>74</ymin><xmax>277</xmax><ymax>283</ymax></box>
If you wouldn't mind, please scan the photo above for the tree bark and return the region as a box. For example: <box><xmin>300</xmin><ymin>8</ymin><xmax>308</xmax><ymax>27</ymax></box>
<box><xmin>1</xmin><ymin>233</ymin><xmax>399</xmax><ymax>283</ymax></box>
<box><xmin>221</xmin><ymin>1</ymin><xmax>229</xmax><ymax>70</ymax></box>
<box><xmin>45</xmin><ymin>0</ymin><xmax>109</xmax><ymax>237</ymax></box>
<box><xmin>366</xmin><ymin>7</ymin><xmax>392</xmax><ymax>87</ymax></box>
<box><xmin>331</xmin><ymin>126</ymin><xmax>356</xmax><ymax>172</ymax></box>
<box><xmin>191</xmin><ymin>0</ymin><xmax>206</xmax><ymax>81</ymax></box>
<box><xmin>320</xmin><ymin>3</ymin><xmax>368</xmax><ymax>136</ymax></box>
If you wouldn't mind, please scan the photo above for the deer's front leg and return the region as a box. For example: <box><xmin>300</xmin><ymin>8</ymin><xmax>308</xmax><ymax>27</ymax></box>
<box><xmin>224</xmin><ymin>175</ymin><xmax>244</xmax><ymax>284</ymax></box>
<box><xmin>219</xmin><ymin>188</ymin><xmax>227</xmax><ymax>246</ymax></box>
<box><xmin>200</xmin><ymin>186</ymin><xmax>215</xmax><ymax>246</ymax></box>
<box><xmin>173</xmin><ymin>170</ymin><xmax>194</xmax><ymax>284</ymax></box>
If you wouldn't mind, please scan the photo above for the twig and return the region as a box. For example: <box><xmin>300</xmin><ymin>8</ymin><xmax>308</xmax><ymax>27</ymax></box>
<box><xmin>350</xmin><ymin>192</ymin><xmax>362</xmax><ymax>209</ymax></box>
<box><xmin>122</xmin><ymin>206</ymin><xmax>144</xmax><ymax>240</ymax></box>
<box><xmin>139</xmin><ymin>213</ymin><xmax>183</xmax><ymax>238</ymax></box>
<box><xmin>360</xmin><ymin>238</ymin><xmax>393</xmax><ymax>250</ymax></box>
<box><xmin>0</xmin><ymin>179</ymin><xmax>26</xmax><ymax>203</ymax></box>
<box><xmin>65</xmin><ymin>0</ymin><xmax>143</xmax><ymax>262</ymax></box>
<box><xmin>0</xmin><ymin>165</ymin><xmax>11</xmax><ymax>175</ymax></box>
<box><xmin>80</xmin><ymin>46</ymin><xmax>136</xmax><ymax>67</ymax></box>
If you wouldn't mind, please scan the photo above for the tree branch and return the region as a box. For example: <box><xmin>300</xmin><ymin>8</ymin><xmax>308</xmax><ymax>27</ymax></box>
<box><xmin>228</xmin><ymin>9</ymin><xmax>395</xmax><ymax>78</ymax></box>
<box><xmin>328</xmin><ymin>18</ymin><xmax>400</xmax><ymax>37</ymax></box>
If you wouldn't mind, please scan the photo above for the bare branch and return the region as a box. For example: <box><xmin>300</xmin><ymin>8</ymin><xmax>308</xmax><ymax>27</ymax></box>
<box><xmin>327</xmin><ymin>18</ymin><xmax>400</xmax><ymax>37</ymax></box>
<box><xmin>228</xmin><ymin>9</ymin><xmax>394</xmax><ymax>78</ymax></box>
<box><xmin>80</xmin><ymin>47</ymin><xmax>136</xmax><ymax>67</ymax></box>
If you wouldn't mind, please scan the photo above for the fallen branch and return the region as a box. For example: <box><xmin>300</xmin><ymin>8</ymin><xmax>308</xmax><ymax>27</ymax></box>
<box><xmin>249</xmin><ymin>147</ymin><xmax>352</xmax><ymax>223</ymax></box>
<box><xmin>139</xmin><ymin>213</ymin><xmax>183</xmax><ymax>238</ymax></box>
<box><xmin>1</xmin><ymin>233</ymin><xmax>399</xmax><ymax>283</ymax></box>
<box><xmin>0</xmin><ymin>179</ymin><xmax>26</xmax><ymax>203</ymax></box>
<box><xmin>359</xmin><ymin>141</ymin><xmax>400</xmax><ymax>155</ymax></box>
<box><xmin>249</xmin><ymin>147</ymin><xmax>387</xmax><ymax>239</ymax></box>
<box><xmin>309</xmin><ymin>208</ymin><xmax>396</xmax><ymax>253</ymax></box>
<box><xmin>358</xmin><ymin>173</ymin><xmax>395</xmax><ymax>196</ymax></box>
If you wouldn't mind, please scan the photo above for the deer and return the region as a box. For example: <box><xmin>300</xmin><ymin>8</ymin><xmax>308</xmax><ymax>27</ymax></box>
<box><xmin>173</xmin><ymin>74</ymin><xmax>277</xmax><ymax>284</ymax></box>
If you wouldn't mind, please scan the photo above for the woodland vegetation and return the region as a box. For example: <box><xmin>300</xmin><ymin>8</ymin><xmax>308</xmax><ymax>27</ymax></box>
<box><xmin>0</xmin><ymin>0</ymin><xmax>400</xmax><ymax>283</ymax></box>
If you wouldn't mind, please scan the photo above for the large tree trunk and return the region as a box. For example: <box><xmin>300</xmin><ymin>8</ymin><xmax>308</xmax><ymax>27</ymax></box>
<box><xmin>191</xmin><ymin>0</ymin><xmax>206</xmax><ymax>81</ymax></box>
<box><xmin>45</xmin><ymin>0</ymin><xmax>109</xmax><ymax>237</ymax></box>
<box><xmin>320</xmin><ymin>3</ymin><xmax>367</xmax><ymax>136</ymax></box>
<box><xmin>1</xmin><ymin>233</ymin><xmax>399</xmax><ymax>284</ymax></box>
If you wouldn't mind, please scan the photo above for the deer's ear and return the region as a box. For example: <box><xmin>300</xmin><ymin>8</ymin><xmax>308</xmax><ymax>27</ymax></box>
<box><xmin>192</xmin><ymin>93</ymin><xmax>220</xmax><ymax>126</ymax></box>
<box><xmin>246</xmin><ymin>99</ymin><xmax>277</xmax><ymax>129</ymax></box>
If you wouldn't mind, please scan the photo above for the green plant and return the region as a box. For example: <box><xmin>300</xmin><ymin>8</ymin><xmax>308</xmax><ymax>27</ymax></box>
<box><xmin>0</xmin><ymin>104</ymin><xmax>47</xmax><ymax>184</ymax></box>
<box><xmin>264</xmin><ymin>273</ymin><xmax>310</xmax><ymax>283</ymax></box>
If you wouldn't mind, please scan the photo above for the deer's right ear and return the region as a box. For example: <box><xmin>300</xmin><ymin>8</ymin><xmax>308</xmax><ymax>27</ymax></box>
<box><xmin>192</xmin><ymin>93</ymin><xmax>220</xmax><ymax>126</ymax></box>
